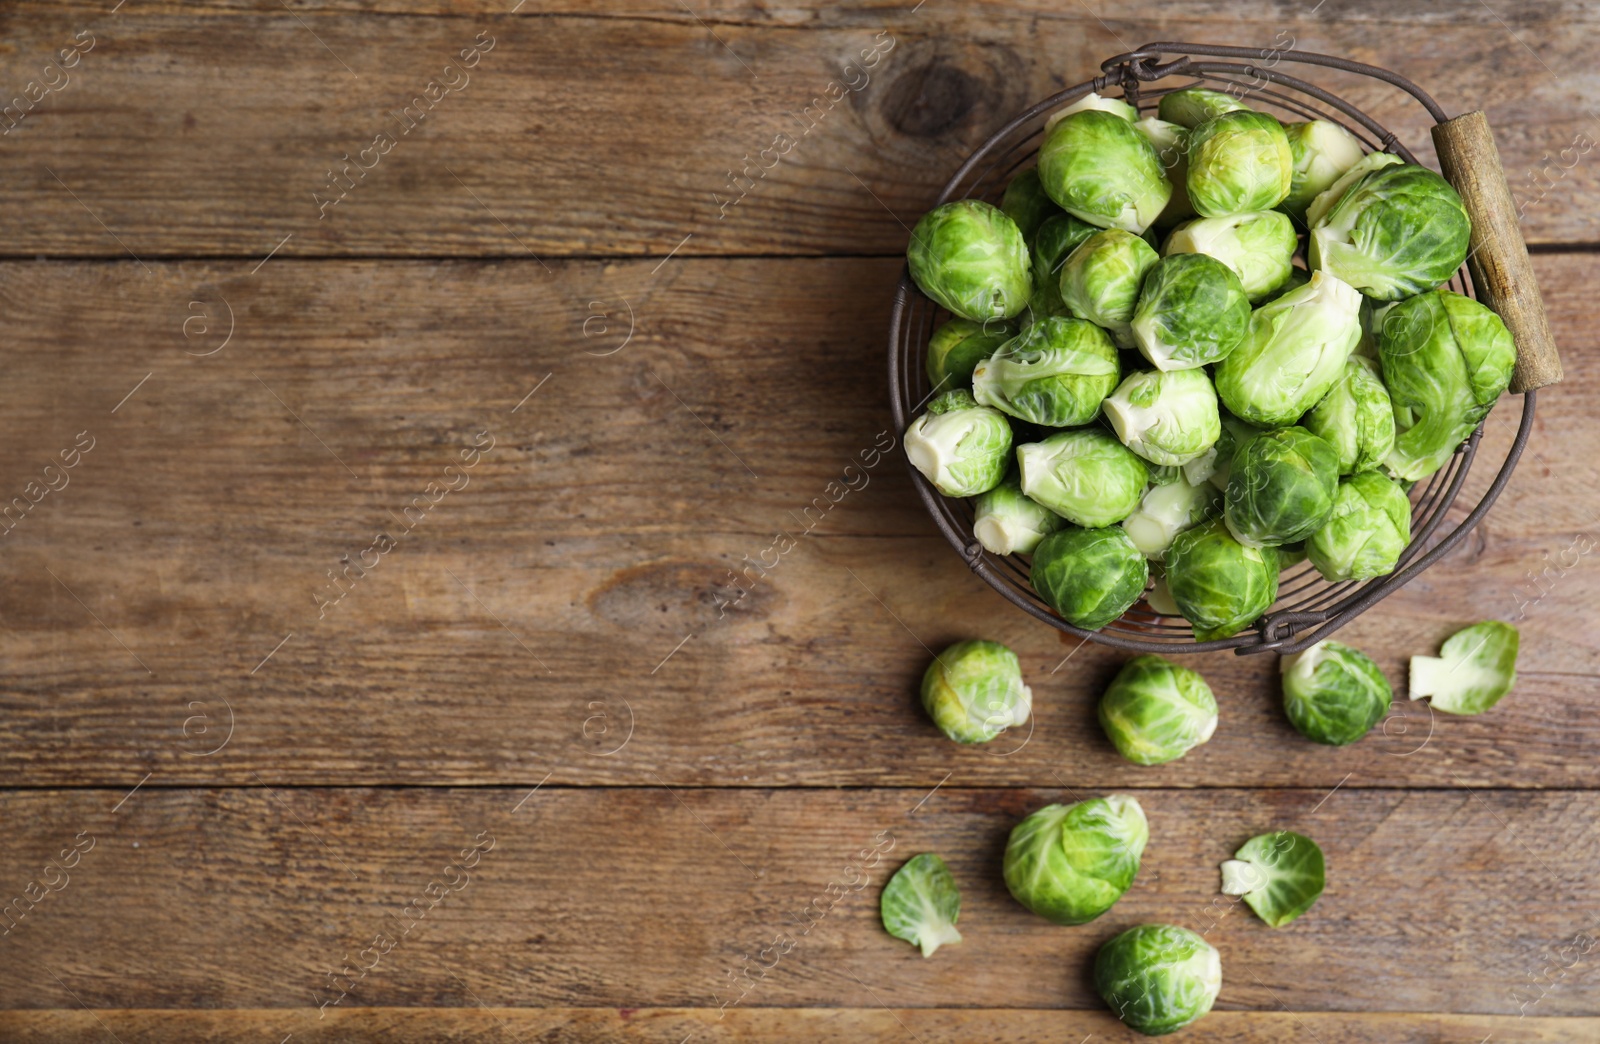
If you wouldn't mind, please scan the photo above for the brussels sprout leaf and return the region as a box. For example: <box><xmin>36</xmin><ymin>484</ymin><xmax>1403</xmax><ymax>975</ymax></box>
<box><xmin>1220</xmin><ymin>830</ymin><xmax>1325</xmax><ymax>927</ymax></box>
<box><xmin>1409</xmin><ymin>621</ymin><xmax>1519</xmax><ymax>715</ymax></box>
<box><xmin>880</xmin><ymin>853</ymin><xmax>963</xmax><ymax>957</ymax></box>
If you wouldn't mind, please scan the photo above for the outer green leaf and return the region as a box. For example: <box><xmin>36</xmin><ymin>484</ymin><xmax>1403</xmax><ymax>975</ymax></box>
<box><xmin>1409</xmin><ymin>620</ymin><xmax>1519</xmax><ymax>715</ymax></box>
<box><xmin>880</xmin><ymin>853</ymin><xmax>963</xmax><ymax>958</ymax></box>
<box><xmin>1219</xmin><ymin>830</ymin><xmax>1325</xmax><ymax>927</ymax></box>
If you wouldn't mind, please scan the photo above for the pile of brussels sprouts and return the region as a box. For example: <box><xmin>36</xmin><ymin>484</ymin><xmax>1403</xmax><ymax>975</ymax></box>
<box><xmin>903</xmin><ymin>86</ymin><xmax>1518</xmax><ymax>640</ymax></box>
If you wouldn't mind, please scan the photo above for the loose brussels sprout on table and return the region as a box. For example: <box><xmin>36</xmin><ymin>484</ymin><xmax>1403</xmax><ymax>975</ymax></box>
<box><xmin>1301</xmin><ymin>356</ymin><xmax>1395</xmax><ymax>475</ymax></box>
<box><xmin>1224</xmin><ymin>426</ymin><xmax>1341</xmax><ymax>549</ymax></box>
<box><xmin>1309</xmin><ymin>161</ymin><xmax>1471</xmax><ymax>300</ymax></box>
<box><xmin>1306</xmin><ymin>470</ymin><xmax>1411</xmax><ymax>581</ymax></box>
<box><xmin>1165</xmin><ymin>520</ymin><xmax>1279</xmax><ymax>641</ymax></box>
<box><xmin>903</xmin><ymin>390</ymin><xmax>1013</xmax><ymax>497</ymax></box>
<box><xmin>1099</xmin><ymin>655</ymin><xmax>1219</xmax><ymax>765</ymax></box>
<box><xmin>1280</xmin><ymin>639</ymin><xmax>1392</xmax><ymax>746</ymax></box>
<box><xmin>1038</xmin><ymin>109</ymin><xmax>1172</xmax><ymax>233</ymax></box>
<box><xmin>1003</xmin><ymin>795</ymin><xmax>1147</xmax><ymax>924</ymax></box>
<box><xmin>1025</xmin><ymin>213</ymin><xmax>1100</xmax><ymax>322</ymax></box>
<box><xmin>1163</xmin><ymin>210</ymin><xmax>1297</xmax><ymax>302</ymax></box>
<box><xmin>920</xmin><ymin>639</ymin><xmax>1033</xmax><ymax>744</ymax></box>
<box><xmin>1220</xmin><ymin>830</ymin><xmax>1326</xmax><ymax>927</ymax></box>
<box><xmin>1057</xmin><ymin>228</ymin><xmax>1160</xmax><ymax>345</ymax></box>
<box><xmin>999</xmin><ymin>167</ymin><xmax>1063</xmax><ymax>243</ymax></box>
<box><xmin>972</xmin><ymin>316</ymin><xmax>1121</xmax><ymax>427</ymax></box>
<box><xmin>1186</xmin><ymin>110</ymin><xmax>1294</xmax><ymax>218</ymax></box>
<box><xmin>1281</xmin><ymin>119</ymin><xmax>1368</xmax><ymax>220</ymax></box>
<box><xmin>1122</xmin><ymin>475</ymin><xmax>1220</xmax><ymax>561</ymax></box>
<box><xmin>1016</xmin><ymin>428</ymin><xmax>1148</xmax><ymax>528</ymax></box>
<box><xmin>1031</xmin><ymin>525</ymin><xmax>1150</xmax><ymax>631</ymax></box>
<box><xmin>908</xmin><ymin>200</ymin><xmax>1033</xmax><ymax>321</ymax></box>
<box><xmin>1130</xmin><ymin>253</ymin><xmax>1252</xmax><ymax>372</ymax></box>
<box><xmin>1095</xmin><ymin>923</ymin><xmax>1222</xmax><ymax>1036</ymax></box>
<box><xmin>1157</xmin><ymin>86</ymin><xmax>1252</xmax><ymax>128</ymax></box>
<box><xmin>1409</xmin><ymin>620</ymin><xmax>1519</xmax><ymax>715</ymax></box>
<box><xmin>880</xmin><ymin>853</ymin><xmax>963</xmax><ymax>958</ymax></box>
<box><xmin>972</xmin><ymin>475</ymin><xmax>1063</xmax><ymax>555</ymax></box>
<box><xmin>925</xmin><ymin>317</ymin><xmax>1015</xmax><ymax>392</ymax></box>
<box><xmin>1214</xmin><ymin>270</ymin><xmax>1364</xmax><ymax>427</ymax></box>
<box><xmin>1103</xmin><ymin>368</ymin><xmax>1223</xmax><ymax>468</ymax></box>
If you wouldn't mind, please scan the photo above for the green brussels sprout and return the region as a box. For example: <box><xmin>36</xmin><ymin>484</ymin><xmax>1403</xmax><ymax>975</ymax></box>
<box><xmin>1130</xmin><ymin>253</ymin><xmax>1251</xmax><ymax>371</ymax></box>
<box><xmin>1409</xmin><ymin>620</ymin><xmax>1519</xmax><ymax>715</ymax></box>
<box><xmin>1038</xmin><ymin>110</ymin><xmax>1173</xmax><ymax>234</ymax></box>
<box><xmin>1378</xmin><ymin>289</ymin><xmax>1516</xmax><ymax>481</ymax></box>
<box><xmin>1157</xmin><ymin>86</ymin><xmax>1252</xmax><ymax>128</ymax></box>
<box><xmin>1214</xmin><ymin>269</ymin><xmax>1364</xmax><ymax>427</ymax></box>
<box><xmin>1099</xmin><ymin>655</ymin><xmax>1219</xmax><ymax>765</ymax></box>
<box><xmin>1186</xmin><ymin>110</ymin><xmax>1294</xmax><ymax>218</ymax></box>
<box><xmin>1017</xmin><ymin>429</ymin><xmax>1148</xmax><ymax>528</ymax></box>
<box><xmin>1045</xmin><ymin>90</ymin><xmax>1140</xmax><ymax>133</ymax></box>
<box><xmin>1163</xmin><ymin>210</ymin><xmax>1297</xmax><ymax>302</ymax></box>
<box><xmin>1104</xmin><ymin>369</ymin><xmax>1222</xmax><ymax>467</ymax></box>
<box><xmin>880</xmin><ymin>853</ymin><xmax>963</xmax><ymax>958</ymax></box>
<box><xmin>1122</xmin><ymin>475</ymin><xmax>1220</xmax><ymax>561</ymax></box>
<box><xmin>1219</xmin><ymin>831</ymin><xmax>1325</xmax><ymax>928</ymax></box>
<box><xmin>1165</xmin><ymin>520</ymin><xmax>1279</xmax><ymax>641</ymax></box>
<box><xmin>1031</xmin><ymin>525</ymin><xmax>1150</xmax><ymax>630</ymax></box>
<box><xmin>903</xmin><ymin>390</ymin><xmax>1013</xmax><ymax>497</ymax></box>
<box><xmin>971</xmin><ymin>316</ymin><xmax>1120</xmax><ymax>427</ymax></box>
<box><xmin>1225</xmin><ymin>426</ymin><xmax>1340</xmax><ymax>548</ymax></box>
<box><xmin>1304</xmin><ymin>151</ymin><xmax>1403</xmax><ymax>229</ymax></box>
<box><xmin>907</xmin><ymin>200</ymin><xmax>1033</xmax><ymax>321</ymax></box>
<box><xmin>1309</xmin><ymin>162</ymin><xmax>1471</xmax><ymax>300</ymax></box>
<box><xmin>1280</xmin><ymin>639</ymin><xmax>1392</xmax><ymax>746</ymax></box>
<box><xmin>1058</xmin><ymin>229</ymin><xmax>1161</xmax><ymax>346</ymax></box>
<box><xmin>1003</xmin><ymin>795</ymin><xmax>1148</xmax><ymax>924</ymax></box>
<box><xmin>925</xmin><ymin>318</ymin><xmax>1016</xmax><ymax>392</ymax></box>
<box><xmin>1306</xmin><ymin>470</ymin><xmax>1411</xmax><ymax>581</ymax></box>
<box><xmin>1302</xmin><ymin>357</ymin><xmax>1395</xmax><ymax>474</ymax></box>
<box><xmin>1025</xmin><ymin>213</ymin><xmax>1101</xmax><ymax>321</ymax></box>
<box><xmin>1133</xmin><ymin>117</ymin><xmax>1195</xmax><ymax>226</ymax></box>
<box><xmin>1281</xmin><ymin>120</ymin><xmax>1368</xmax><ymax>220</ymax></box>
<box><xmin>972</xmin><ymin>475</ymin><xmax>1063</xmax><ymax>555</ymax></box>
<box><xmin>1094</xmin><ymin>923</ymin><xmax>1222</xmax><ymax>1036</ymax></box>
<box><xmin>920</xmin><ymin>639</ymin><xmax>1033</xmax><ymax>744</ymax></box>
<box><xmin>1000</xmin><ymin>168</ymin><xmax>1063</xmax><ymax>243</ymax></box>
<box><xmin>1181</xmin><ymin>412</ymin><xmax>1261</xmax><ymax>490</ymax></box>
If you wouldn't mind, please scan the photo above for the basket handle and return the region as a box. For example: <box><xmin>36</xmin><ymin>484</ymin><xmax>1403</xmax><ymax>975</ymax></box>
<box><xmin>1431</xmin><ymin>111</ymin><xmax>1563</xmax><ymax>392</ymax></box>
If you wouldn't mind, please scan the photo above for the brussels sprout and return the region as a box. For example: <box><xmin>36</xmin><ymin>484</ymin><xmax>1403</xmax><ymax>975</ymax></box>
<box><xmin>1099</xmin><ymin>655</ymin><xmax>1219</xmax><ymax>765</ymax></box>
<box><xmin>1157</xmin><ymin>86</ymin><xmax>1252</xmax><ymax>128</ymax></box>
<box><xmin>1409</xmin><ymin>620</ymin><xmax>1519</xmax><ymax>715</ymax></box>
<box><xmin>926</xmin><ymin>318</ymin><xmax>1015</xmax><ymax>392</ymax></box>
<box><xmin>1306</xmin><ymin>470</ymin><xmax>1411</xmax><ymax>581</ymax></box>
<box><xmin>908</xmin><ymin>200</ymin><xmax>1033</xmax><ymax>321</ymax></box>
<box><xmin>1166</xmin><ymin>520</ymin><xmax>1279</xmax><ymax>641</ymax></box>
<box><xmin>1003</xmin><ymin>795</ymin><xmax>1147</xmax><ymax>925</ymax></box>
<box><xmin>1280</xmin><ymin>639</ymin><xmax>1392</xmax><ymax>746</ymax></box>
<box><xmin>1045</xmin><ymin>90</ymin><xmax>1140</xmax><ymax>133</ymax></box>
<box><xmin>971</xmin><ymin>318</ymin><xmax>1119</xmax><ymax>428</ymax></box>
<box><xmin>1058</xmin><ymin>229</ymin><xmax>1161</xmax><ymax>346</ymax></box>
<box><xmin>1186</xmin><ymin>110</ymin><xmax>1294</xmax><ymax>218</ymax></box>
<box><xmin>1133</xmin><ymin>117</ymin><xmax>1195</xmax><ymax>226</ymax></box>
<box><xmin>1378</xmin><ymin>289</ymin><xmax>1516</xmax><ymax>481</ymax></box>
<box><xmin>1163</xmin><ymin>210</ymin><xmax>1297</xmax><ymax>302</ymax></box>
<box><xmin>1017</xmin><ymin>429</ymin><xmax>1148</xmax><ymax>528</ymax></box>
<box><xmin>1122</xmin><ymin>476</ymin><xmax>1220</xmax><ymax>561</ymax></box>
<box><xmin>1031</xmin><ymin>525</ymin><xmax>1150</xmax><ymax>630</ymax></box>
<box><xmin>972</xmin><ymin>475</ymin><xmax>1063</xmax><ymax>555</ymax></box>
<box><xmin>920</xmin><ymin>639</ymin><xmax>1033</xmax><ymax>744</ymax></box>
<box><xmin>1038</xmin><ymin>110</ymin><xmax>1173</xmax><ymax>234</ymax></box>
<box><xmin>1181</xmin><ymin>413</ymin><xmax>1261</xmax><ymax>490</ymax></box>
<box><xmin>1095</xmin><ymin>924</ymin><xmax>1222</xmax><ymax>1036</ymax></box>
<box><xmin>1304</xmin><ymin>151</ymin><xmax>1403</xmax><ymax>229</ymax></box>
<box><xmin>1225</xmin><ymin>427</ymin><xmax>1340</xmax><ymax>548</ymax></box>
<box><xmin>1214</xmin><ymin>270</ymin><xmax>1364</xmax><ymax>427</ymax></box>
<box><xmin>1309</xmin><ymin>162</ymin><xmax>1471</xmax><ymax>300</ymax></box>
<box><xmin>1104</xmin><ymin>369</ymin><xmax>1222</xmax><ymax>467</ymax></box>
<box><xmin>1219</xmin><ymin>831</ymin><xmax>1325</xmax><ymax>927</ymax></box>
<box><xmin>1281</xmin><ymin>120</ymin><xmax>1368</xmax><ymax>220</ymax></box>
<box><xmin>1302</xmin><ymin>357</ymin><xmax>1395</xmax><ymax>475</ymax></box>
<box><xmin>1130</xmin><ymin>253</ymin><xmax>1251</xmax><ymax>371</ymax></box>
<box><xmin>1026</xmin><ymin>213</ymin><xmax>1101</xmax><ymax>321</ymax></box>
<box><xmin>880</xmin><ymin>853</ymin><xmax>963</xmax><ymax>958</ymax></box>
<box><xmin>904</xmin><ymin>390</ymin><xmax>1013</xmax><ymax>497</ymax></box>
<box><xmin>1001</xmin><ymin>168</ymin><xmax>1064</xmax><ymax>243</ymax></box>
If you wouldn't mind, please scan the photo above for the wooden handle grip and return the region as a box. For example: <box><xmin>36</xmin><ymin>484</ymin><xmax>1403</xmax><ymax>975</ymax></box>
<box><xmin>1431</xmin><ymin>111</ymin><xmax>1563</xmax><ymax>392</ymax></box>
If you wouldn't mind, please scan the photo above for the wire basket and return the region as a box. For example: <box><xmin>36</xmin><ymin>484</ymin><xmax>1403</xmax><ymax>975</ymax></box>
<box><xmin>887</xmin><ymin>42</ymin><xmax>1562</xmax><ymax>657</ymax></box>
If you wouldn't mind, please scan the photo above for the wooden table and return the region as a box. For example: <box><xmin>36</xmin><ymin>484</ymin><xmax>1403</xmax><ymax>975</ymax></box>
<box><xmin>0</xmin><ymin>3</ymin><xmax>1595</xmax><ymax>1041</ymax></box>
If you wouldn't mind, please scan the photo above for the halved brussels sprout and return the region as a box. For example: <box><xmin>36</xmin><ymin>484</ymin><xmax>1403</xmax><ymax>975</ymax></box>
<box><xmin>1224</xmin><ymin>427</ymin><xmax>1340</xmax><ymax>548</ymax></box>
<box><xmin>1306</xmin><ymin>470</ymin><xmax>1411</xmax><ymax>581</ymax></box>
<box><xmin>972</xmin><ymin>475</ymin><xmax>1063</xmax><ymax>555</ymax></box>
<box><xmin>1104</xmin><ymin>368</ymin><xmax>1222</xmax><ymax>467</ymax></box>
<box><xmin>1123</xmin><ymin>474</ymin><xmax>1220</xmax><ymax>561</ymax></box>
<box><xmin>1026</xmin><ymin>213</ymin><xmax>1101</xmax><ymax>321</ymax></box>
<box><xmin>1038</xmin><ymin>109</ymin><xmax>1173</xmax><ymax>234</ymax></box>
<box><xmin>1095</xmin><ymin>923</ymin><xmax>1222</xmax><ymax>1036</ymax></box>
<box><xmin>880</xmin><ymin>853</ymin><xmax>963</xmax><ymax>958</ymax></box>
<box><xmin>1378</xmin><ymin>289</ymin><xmax>1516</xmax><ymax>481</ymax></box>
<box><xmin>1281</xmin><ymin>120</ymin><xmax>1368</xmax><ymax>220</ymax></box>
<box><xmin>1016</xmin><ymin>429</ymin><xmax>1148</xmax><ymax>528</ymax></box>
<box><xmin>972</xmin><ymin>317</ymin><xmax>1120</xmax><ymax>427</ymax></box>
<box><xmin>1045</xmin><ymin>90</ymin><xmax>1139</xmax><ymax>132</ymax></box>
<box><xmin>1301</xmin><ymin>356</ymin><xmax>1395</xmax><ymax>475</ymax></box>
<box><xmin>1304</xmin><ymin>151</ymin><xmax>1403</xmax><ymax>229</ymax></box>
<box><xmin>1219</xmin><ymin>831</ymin><xmax>1325</xmax><ymax>927</ymax></box>
<box><xmin>1409</xmin><ymin>621</ymin><xmax>1519</xmax><ymax>715</ymax></box>
<box><xmin>1133</xmin><ymin>117</ymin><xmax>1195</xmax><ymax>226</ymax></box>
<box><xmin>903</xmin><ymin>390</ymin><xmax>1013</xmax><ymax>497</ymax></box>
<box><xmin>1001</xmin><ymin>168</ymin><xmax>1064</xmax><ymax>243</ymax></box>
<box><xmin>1186</xmin><ymin>110</ymin><xmax>1294</xmax><ymax>218</ymax></box>
<box><xmin>908</xmin><ymin>200</ymin><xmax>1033</xmax><ymax>321</ymax></box>
<box><xmin>1031</xmin><ymin>525</ymin><xmax>1150</xmax><ymax>630</ymax></box>
<box><xmin>925</xmin><ymin>317</ymin><xmax>1016</xmax><ymax>392</ymax></box>
<box><xmin>1280</xmin><ymin>639</ymin><xmax>1392</xmax><ymax>746</ymax></box>
<box><xmin>1163</xmin><ymin>210</ymin><xmax>1297</xmax><ymax>302</ymax></box>
<box><xmin>920</xmin><ymin>639</ymin><xmax>1033</xmax><ymax>744</ymax></box>
<box><xmin>1157</xmin><ymin>86</ymin><xmax>1251</xmax><ymax>128</ymax></box>
<box><xmin>1130</xmin><ymin>253</ymin><xmax>1251</xmax><ymax>371</ymax></box>
<box><xmin>1309</xmin><ymin>162</ymin><xmax>1471</xmax><ymax>300</ymax></box>
<box><xmin>1099</xmin><ymin>655</ymin><xmax>1219</xmax><ymax>765</ymax></box>
<box><xmin>1214</xmin><ymin>269</ymin><xmax>1364</xmax><ymax>427</ymax></box>
<box><xmin>1003</xmin><ymin>795</ymin><xmax>1148</xmax><ymax>924</ymax></box>
<box><xmin>1165</xmin><ymin>520</ymin><xmax>1279</xmax><ymax>641</ymax></box>
<box><xmin>1058</xmin><ymin>228</ymin><xmax>1160</xmax><ymax>345</ymax></box>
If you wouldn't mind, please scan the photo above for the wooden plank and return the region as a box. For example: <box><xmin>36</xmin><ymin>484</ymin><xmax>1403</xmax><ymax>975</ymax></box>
<box><xmin>0</xmin><ymin>787</ymin><xmax>1595</xmax><ymax>1016</ymax></box>
<box><xmin>0</xmin><ymin>254</ymin><xmax>1592</xmax><ymax>786</ymax></box>
<box><xmin>0</xmin><ymin>6</ymin><xmax>1595</xmax><ymax>256</ymax></box>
